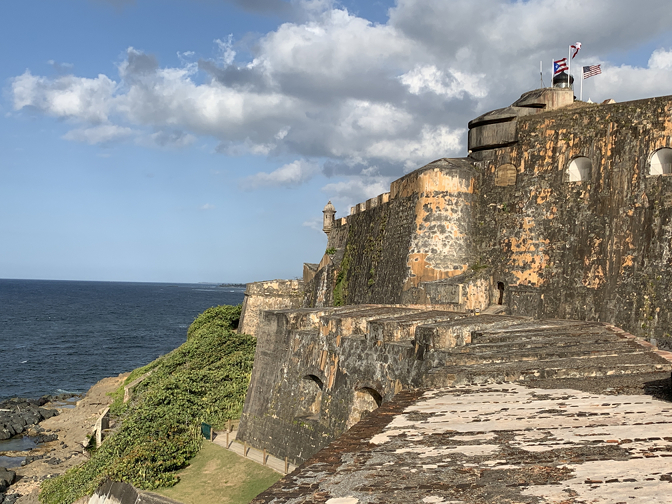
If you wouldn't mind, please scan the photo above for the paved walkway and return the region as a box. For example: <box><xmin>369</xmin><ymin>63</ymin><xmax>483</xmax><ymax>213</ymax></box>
<box><xmin>211</xmin><ymin>430</ymin><xmax>297</xmax><ymax>475</ymax></box>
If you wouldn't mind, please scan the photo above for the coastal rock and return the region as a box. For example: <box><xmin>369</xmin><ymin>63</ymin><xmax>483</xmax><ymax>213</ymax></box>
<box><xmin>0</xmin><ymin>399</ymin><xmax>58</xmax><ymax>441</ymax></box>
<box><xmin>0</xmin><ymin>467</ymin><xmax>16</xmax><ymax>491</ymax></box>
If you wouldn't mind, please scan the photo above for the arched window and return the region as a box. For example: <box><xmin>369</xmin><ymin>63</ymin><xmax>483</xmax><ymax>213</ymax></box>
<box><xmin>649</xmin><ymin>148</ymin><xmax>672</xmax><ymax>176</ymax></box>
<box><xmin>295</xmin><ymin>375</ymin><xmax>323</xmax><ymax>420</ymax></box>
<box><xmin>566</xmin><ymin>157</ymin><xmax>592</xmax><ymax>182</ymax></box>
<box><xmin>494</xmin><ymin>164</ymin><xmax>517</xmax><ymax>187</ymax></box>
<box><xmin>346</xmin><ymin>387</ymin><xmax>383</xmax><ymax>429</ymax></box>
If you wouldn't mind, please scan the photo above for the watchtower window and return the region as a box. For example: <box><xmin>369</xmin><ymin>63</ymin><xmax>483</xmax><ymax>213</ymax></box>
<box><xmin>649</xmin><ymin>148</ymin><xmax>672</xmax><ymax>176</ymax></box>
<box><xmin>494</xmin><ymin>164</ymin><xmax>517</xmax><ymax>187</ymax></box>
<box><xmin>566</xmin><ymin>157</ymin><xmax>592</xmax><ymax>182</ymax></box>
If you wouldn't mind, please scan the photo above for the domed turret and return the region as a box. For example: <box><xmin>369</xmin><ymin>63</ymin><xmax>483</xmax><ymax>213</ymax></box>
<box><xmin>552</xmin><ymin>71</ymin><xmax>574</xmax><ymax>89</ymax></box>
<box><xmin>322</xmin><ymin>201</ymin><xmax>336</xmax><ymax>235</ymax></box>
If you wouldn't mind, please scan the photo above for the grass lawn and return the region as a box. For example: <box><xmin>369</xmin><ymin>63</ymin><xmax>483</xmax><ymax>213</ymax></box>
<box><xmin>153</xmin><ymin>441</ymin><xmax>282</xmax><ymax>504</ymax></box>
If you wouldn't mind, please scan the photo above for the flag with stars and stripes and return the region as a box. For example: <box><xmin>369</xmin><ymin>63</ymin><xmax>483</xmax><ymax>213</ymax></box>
<box><xmin>583</xmin><ymin>64</ymin><xmax>602</xmax><ymax>79</ymax></box>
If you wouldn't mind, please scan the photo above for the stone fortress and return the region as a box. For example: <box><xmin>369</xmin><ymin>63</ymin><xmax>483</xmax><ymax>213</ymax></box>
<box><xmin>235</xmin><ymin>82</ymin><xmax>672</xmax><ymax>502</ymax></box>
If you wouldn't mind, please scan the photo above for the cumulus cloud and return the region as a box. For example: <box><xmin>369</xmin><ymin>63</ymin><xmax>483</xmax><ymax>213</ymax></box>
<box><xmin>11</xmin><ymin>0</ymin><xmax>672</xmax><ymax>188</ymax></box>
<box><xmin>240</xmin><ymin>159</ymin><xmax>320</xmax><ymax>189</ymax></box>
<box><xmin>200</xmin><ymin>203</ymin><xmax>216</xmax><ymax>211</ymax></box>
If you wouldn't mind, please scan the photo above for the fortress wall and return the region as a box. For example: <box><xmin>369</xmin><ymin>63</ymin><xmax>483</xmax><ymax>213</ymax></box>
<box><xmin>475</xmin><ymin>96</ymin><xmax>672</xmax><ymax>337</ymax></box>
<box><xmin>392</xmin><ymin>160</ymin><xmax>479</xmax><ymax>298</ymax></box>
<box><xmin>335</xmin><ymin>195</ymin><xmax>417</xmax><ymax>305</ymax></box>
<box><xmin>237</xmin><ymin>279</ymin><xmax>304</xmax><ymax>336</ymax></box>
<box><xmin>305</xmin><ymin>160</ymin><xmax>481</xmax><ymax>308</ymax></box>
<box><xmin>237</xmin><ymin>307</ymin><xmax>449</xmax><ymax>464</ymax></box>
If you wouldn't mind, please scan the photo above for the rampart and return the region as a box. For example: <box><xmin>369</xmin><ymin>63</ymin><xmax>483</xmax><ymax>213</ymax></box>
<box><xmin>237</xmin><ymin>87</ymin><xmax>672</xmax><ymax>468</ymax></box>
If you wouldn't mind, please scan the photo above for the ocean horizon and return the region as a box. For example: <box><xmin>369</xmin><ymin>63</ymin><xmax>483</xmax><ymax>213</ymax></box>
<box><xmin>0</xmin><ymin>278</ymin><xmax>246</xmax><ymax>400</ymax></box>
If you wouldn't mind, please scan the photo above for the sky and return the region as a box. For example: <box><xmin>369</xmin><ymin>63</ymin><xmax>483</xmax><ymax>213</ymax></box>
<box><xmin>3</xmin><ymin>0</ymin><xmax>672</xmax><ymax>284</ymax></box>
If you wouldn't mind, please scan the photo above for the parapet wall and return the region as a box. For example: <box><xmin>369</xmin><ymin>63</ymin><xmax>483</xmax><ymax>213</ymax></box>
<box><xmin>238</xmin><ymin>279</ymin><xmax>304</xmax><ymax>336</ymax></box>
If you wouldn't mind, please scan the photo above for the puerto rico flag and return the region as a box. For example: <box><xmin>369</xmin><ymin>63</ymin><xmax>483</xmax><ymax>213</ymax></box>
<box><xmin>554</xmin><ymin>58</ymin><xmax>568</xmax><ymax>75</ymax></box>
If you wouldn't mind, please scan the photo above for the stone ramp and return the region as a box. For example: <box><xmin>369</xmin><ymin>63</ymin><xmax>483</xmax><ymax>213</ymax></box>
<box><xmin>250</xmin><ymin>384</ymin><xmax>672</xmax><ymax>504</ymax></box>
<box><xmin>424</xmin><ymin>318</ymin><xmax>672</xmax><ymax>388</ymax></box>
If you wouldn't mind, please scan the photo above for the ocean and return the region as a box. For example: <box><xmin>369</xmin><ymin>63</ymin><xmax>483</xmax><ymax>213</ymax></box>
<box><xmin>0</xmin><ymin>279</ymin><xmax>246</xmax><ymax>400</ymax></box>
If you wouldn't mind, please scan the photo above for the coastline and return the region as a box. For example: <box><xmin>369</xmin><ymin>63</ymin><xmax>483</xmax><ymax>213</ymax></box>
<box><xmin>4</xmin><ymin>373</ymin><xmax>128</xmax><ymax>504</ymax></box>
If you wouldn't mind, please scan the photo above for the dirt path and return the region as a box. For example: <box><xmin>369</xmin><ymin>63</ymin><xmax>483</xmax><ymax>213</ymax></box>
<box><xmin>6</xmin><ymin>373</ymin><xmax>128</xmax><ymax>504</ymax></box>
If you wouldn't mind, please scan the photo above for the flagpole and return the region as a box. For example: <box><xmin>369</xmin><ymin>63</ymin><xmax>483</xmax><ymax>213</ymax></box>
<box><xmin>568</xmin><ymin>45</ymin><xmax>571</xmax><ymax>93</ymax></box>
<box><xmin>540</xmin><ymin>61</ymin><xmax>543</xmax><ymax>88</ymax></box>
<box><xmin>580</xmin><ymin>69</ymin><xmax>584</xmax><ymax>101</ymax></box>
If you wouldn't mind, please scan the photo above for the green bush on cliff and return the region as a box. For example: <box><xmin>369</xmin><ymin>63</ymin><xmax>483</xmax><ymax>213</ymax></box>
<box><xmin>39</xmin><ymin>304</ymin><xmax>254</xmax><ymax>504</ymax></box>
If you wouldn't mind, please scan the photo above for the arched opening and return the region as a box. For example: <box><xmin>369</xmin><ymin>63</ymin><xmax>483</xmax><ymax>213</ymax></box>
<box><xmin>295</xmin><ymin>375</ymin><xmax>323</xmax><ymax>420</ymax></box>
<box><xmin>346</xmin><ymin>387</ymin><xmax>383</xmax><ymax>429</ymax></box>
<box><xmin>567</xmin><ymin>157</ymin><xmax>592</xmax><ymax>182</ymax></box>
<box><xmin>494</xmin><ymin>164</ymin><xmax>517</xmax><ymax>187</ymax></box>
<box><xmin>497</xmin><ymin>282</ymin><xmax>505</xmax><ymax>305</ymax></box>
<box><xmin>649</xmin><ymin>148</ymin><xmax>672</xmax><ymax>176</ymax></box>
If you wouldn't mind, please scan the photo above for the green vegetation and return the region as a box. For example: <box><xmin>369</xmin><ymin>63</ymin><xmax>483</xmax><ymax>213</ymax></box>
<box><xmin>154</xmin><ymin>441</ymin><xmax>281</xmax><ymax>504</ymax></box>
<box><xmin>40</xmin><ymin>304</ymin><xmax>254</xmax><ymax>504</ymax></box>
<box><xmin>333</xmin><ymin>247</ymin><xmax>351</xmax><ymax>306</ymax></box>
<box><xmin>325</xmin><ymin>247</ymin><xmax>336</xmax><ymax>255</ymax></box>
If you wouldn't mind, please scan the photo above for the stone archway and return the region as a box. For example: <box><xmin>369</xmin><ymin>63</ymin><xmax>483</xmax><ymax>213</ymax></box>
<box><xmin>346</xmin><ymin>387</ymin><xmax>383</xmax><ymax>429</ymax></box>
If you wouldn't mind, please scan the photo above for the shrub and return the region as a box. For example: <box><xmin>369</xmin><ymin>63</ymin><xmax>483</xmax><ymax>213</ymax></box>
<box><xmin>40</xmin><ymin>304</ymin><xmax>254</xmax><ymax>504</ymax></box>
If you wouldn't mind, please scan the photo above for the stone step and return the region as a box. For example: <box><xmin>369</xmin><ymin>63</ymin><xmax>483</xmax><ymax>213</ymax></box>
<box><xmin>471</xmin><ymin>325</ymin><xmax>609</xmax><ymax>344</ymax></box>
<box><xmin>481</xmin><ymin>304</ymin><xmax>508</xmax><ymax>315</ymax></box>
<box><xmin>476</xmin><ymin>319</ymin><xmax>599</xmax><ymax>335</ymax></box>
<box><xmin>443</xmin><ymin>343</ymin><xmax>643</xmax><ymax>366</ymax></box>
<box><xmin>415</xmin><ymin>315</ymin><xmax>529</xmax><ymax>350</ymax></box>
<box><xmin>447</xmin><ymin>352</ymin><xmax>672</xmax><ymax>385</ymax></box>
<box><xmin>464</xmin><ymin>332</ymin><xmax>630</xmax><ymax>352</ymax></box>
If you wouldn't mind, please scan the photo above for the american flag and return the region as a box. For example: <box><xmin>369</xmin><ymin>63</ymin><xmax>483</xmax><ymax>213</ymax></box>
<box><xmin>583</xmin><ymin>64</ymin><xmax>602</xmax><ymax>79</ymax></box>
<box><xmin>554</xmin><ymin>58</ymin><xmax>568</xmax><ymax>75</ymax></box>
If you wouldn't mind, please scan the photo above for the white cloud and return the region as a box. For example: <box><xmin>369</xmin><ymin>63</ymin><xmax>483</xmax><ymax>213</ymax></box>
<box><xmin>200</xmin><ymin>203</ymin><xmax>215</xmax><ymax>211</ymax></box>
<box><xmin>10</xmin><ymin>0</ymin><xmax>672</xmax><ymax>184</ymax></box>
<box><xmin>12</xmin><ymin>71</ymin><xmax>116</xmax><ymax>123</ymax></box>
<box><xmin>240</xmin><ymin>159</ymin><xmax>320</xmax><ymax>189</ymax></box>
<box><xmin>321</xmin><ymin>175</ymin><xmax>392</xmax><ymax>213</ymax></box>
<box><xmin>62</xmin><ymin>124</ymin><xmax>134</xmax><ymax>144</ymax></box>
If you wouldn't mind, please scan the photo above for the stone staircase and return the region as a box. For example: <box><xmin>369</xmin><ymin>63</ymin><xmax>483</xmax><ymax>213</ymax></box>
<box><xmin>424</xmin><ymin>318</ymin><xmax>672</xmax><ymax>388</ymax></box>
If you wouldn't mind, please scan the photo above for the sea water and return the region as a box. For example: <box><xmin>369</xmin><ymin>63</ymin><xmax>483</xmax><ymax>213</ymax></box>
<box><xmin>0</xmin><ymin>279</ymin><xmax>245</xmax><ymax>400</ymax></box>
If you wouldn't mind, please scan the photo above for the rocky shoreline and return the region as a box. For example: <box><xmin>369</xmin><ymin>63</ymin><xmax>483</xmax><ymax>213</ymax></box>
<box><xmin>0</xmin><ymin>374</ymin><xmax>127</xmax><ymax>504</ymax></box>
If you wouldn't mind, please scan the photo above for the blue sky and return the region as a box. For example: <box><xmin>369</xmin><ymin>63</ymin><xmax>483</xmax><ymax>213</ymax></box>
<box><xmin>2</xmin><ymin>0</ymin><xmax>672</xmax><ymax>283</ymax></box>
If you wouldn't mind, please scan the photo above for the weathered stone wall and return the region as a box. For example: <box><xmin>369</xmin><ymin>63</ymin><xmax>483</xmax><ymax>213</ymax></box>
<box><xmin>236</xmin><ymin>306</ymin><xmax>471</xmax><ymax>464</ymax></box>
<box><xmin>304</xmin><ymin>159</ymin><xmax>481</xmax><ymax>308</ymax></box>
<box><xmin>474</xmin><ymin>96</ymin><xmax>672</xmax><ymax>339</ymax></box>
<box><xmin>238</xmin><ymin>280</ymin><xmax>304</xmax><ymax>336</ymax></box>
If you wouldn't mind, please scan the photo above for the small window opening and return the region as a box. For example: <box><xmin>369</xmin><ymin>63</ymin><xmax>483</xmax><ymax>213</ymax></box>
<box><xmin>649</xmin><ymin>148</ymin><xmax>672</xmax><ymax>176</ymax></box>
<box><xmin>346</xmin><ymin>387</ymin><xmax>383</xmax><ymax>429</ymax></box>
<box><xmin>497</xmin><ymin>282</ymin><xmax>505</xmax><ymax>305</ymax></box>
<box><xmin>296</xmin><ymin>375</ymin><xmax>323</xmax><ymax>420</ymax></box>
<box><xmin>567</xmin><ymin>157</ymin><xmax>592</xmax><ymax>182</ymax></box>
